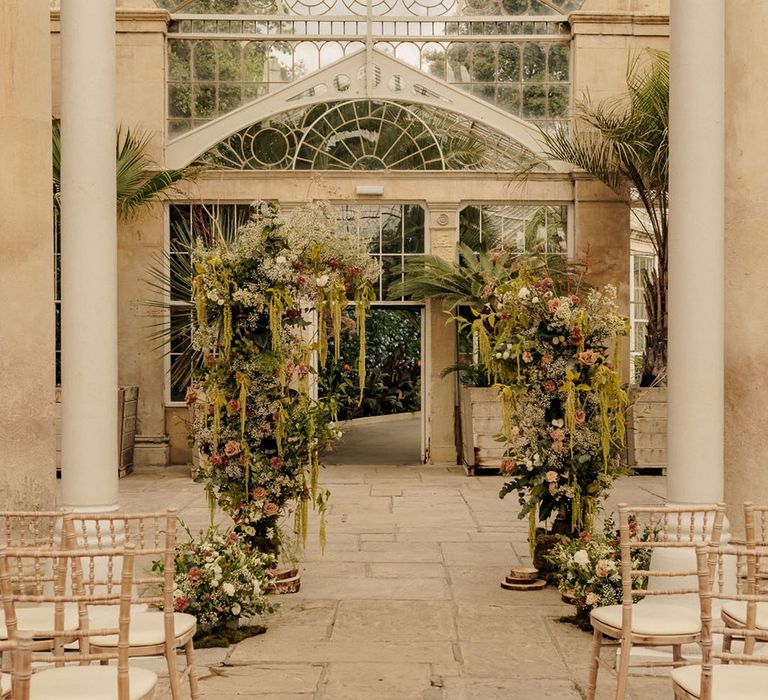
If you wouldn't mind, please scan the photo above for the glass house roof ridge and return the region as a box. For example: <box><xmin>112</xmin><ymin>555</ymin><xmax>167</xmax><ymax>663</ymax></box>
<box><xmin>166</xmin><ymin>46</ymin><xmax>568</xmax><ymax>172</ymax></box>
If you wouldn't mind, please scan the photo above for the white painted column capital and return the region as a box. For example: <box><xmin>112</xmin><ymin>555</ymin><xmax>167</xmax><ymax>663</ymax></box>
<box><xmin>60</xmin><ymin>0</ymin><xmax>119</xmax><ymax>512</ymax></box>
<box><xmin>667</xmin><ymin>0</ymin><xmax>725</xmax><ymax>504</ymax></box>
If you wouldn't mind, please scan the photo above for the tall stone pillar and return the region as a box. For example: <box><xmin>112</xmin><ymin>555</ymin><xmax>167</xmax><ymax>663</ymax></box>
<box><xmin>0</xmin><ymin>0</ymin><xmax>56</xmax><ymax>510</ymax></box>
<box><xmin>425</xmin><ymin>204</ymin><xmax>459</xmax><ymax>464</ymax></box>
<box><xmin>724</xmin><ymin>2</ymin><xmax>768</xmax><ymax>531</ymax></box>
<box><xmin>60</xmin><ymin>0</ymin><xmax>120</xmax><ymax>512</ymax></box>
<box><xmin>667</xmin><ymin>0</ymin><xmax>725</xmax><ymax>505</ymax></box>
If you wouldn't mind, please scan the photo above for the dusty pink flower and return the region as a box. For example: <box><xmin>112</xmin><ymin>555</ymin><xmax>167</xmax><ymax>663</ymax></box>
<box><xmin>187</xmin><ymin>567</ymin><xmax>201</xmax><ymax>581</ymax></box>
<box><xmin>298</xmin><ymin>364</ymin><xmax>309</xmax><ymax>377</ymax></box>
<box><xmin>500</xmin><ymin>311</ymin><xmax>512</xmax><ymax>321</ymax></box>
<box><xmin>550</xmin><ymin>428</ymin><xmax>566</xmax><ymax>443</ymax></box>
<box><xmin>174</xmin><ymin>595</ymin><xmax>189</xmax><ymax>613</ymax></box>
<box><xmin>545</xmin><ymin>470</ymin><xmax>559</xmax><ymax>483</ymax></box>
<box><xmin>570</xmin><ymin>294</ymin><xmax>581</xmax><ymax>305</ymax></box>
<box><xmin>522</xmin><ymin>351</ymin><xmax>533</xmax><ymax>363</ymax></box>
<box><xmin>184</xmin><ymin>387</ymin><xmax>197</xmax><ymax>405</ymax></box>
<box><xmin>500</xmin><ymin>457</ymin><xmax>516</xmax><ymax>475</ymax></box>
<box><xmin>544</xmin><ymin>379</ymin><xmax>557</xmax><ymax>393</ymax></box>
<box><xmin>228</xmin><ymin>399</ymin><xmax>241</xmax><ymax>413</ymax></box>
<box><xmin>541</xmin><ymin>353</ymin><xmax>553</xmax><ymax>365</ymax></box>
<box><xmin>569</xmin><ymin>326</ymin><xmax>584</xmax><ymax>345</ymax></box>
<box><xmin>252</xmin><ymin>487</ymin><xmax>267</xmax><ymax>500</ymax></box>
<box><xmin>538</xmin><ymin>277</ymin><xmax>554</xmax><ymax>289</ymax></box>
<box><xmin>270</xmin><ymin>456</ymin><xmax>283</xmax><ymax>469</ymax></box>
<box><xmin>297</xmin><ymin>274</ymin><xmax>307</xmax><ymax>285</ymax></box>
<box><xmin>547</xmin><ymin>299</ymin><xmax>561</xmax><ymax>313</ymax></box>
<box><xmin>263</xmin><ymin>502</ymin><xmax>280</xmax><ymax>517</ymax></box>
<box><xmin>585</xmin><ymin>592</ymin><xmax>599</xmax><ymax>607</ymax></box>
<box><xmin>575</xmin><ymin>409</ymin><xmax>586</xmax><ymax>425</ymax></box>
<box><xmin>595</xmin><ymin>561</ymin><xmax>610</xmax><ymax>578</ymax></box>
<box><xmin>578</xmin><ymin>350</ymin><xmax>598</xmax><ymax>366</ymax></box>
<box><xmin>224</xmin><ymin>440</ymin><xmax>241</xmax><ymax>457</ymax></box>
<box><xmin>210</xmin><ymin>453</ymin><xmax>224</xmax><ymax>467</ymax></box>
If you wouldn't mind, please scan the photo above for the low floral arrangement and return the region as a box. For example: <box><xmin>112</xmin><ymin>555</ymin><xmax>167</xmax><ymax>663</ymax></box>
<box><xmin>188</xmin><ymin>202</ymin><xmax>379</xmax><ymax>555</ymax></box>
<box><xmin>153</xmin><ymin>524</ymin><xmax>276</xmax><ymax>641</ymax></box>
<box><xmin>467</xmin><ymin>265</ymin><xmax>629</xmax><ymax>539</ymax></box>
<box><xmin>548</xmin><ymin>517</ymin><xmax>653</xmax><ymax>626</ymax></box>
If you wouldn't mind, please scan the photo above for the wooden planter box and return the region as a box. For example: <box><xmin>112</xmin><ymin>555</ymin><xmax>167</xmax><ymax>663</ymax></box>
<box><xmin>55</xmin><ymin>386</ymin><xmax>139</xmax><ymax>478</ymax></box>
<box><xmin>458</xmin><ymin>385</ymin><xmax>505</xmax><ymax>475</ymax></box>
<box><xmin>627</xmin><ymin>386</ymin><xmax>667</xmax><ymax>473</ymax></box>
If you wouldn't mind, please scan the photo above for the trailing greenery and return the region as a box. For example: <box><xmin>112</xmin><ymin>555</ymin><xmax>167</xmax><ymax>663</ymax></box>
<box><xmin>539</xmin><ymin>49</ymin><xmax>669</xmax><ymax>385</ymax></box>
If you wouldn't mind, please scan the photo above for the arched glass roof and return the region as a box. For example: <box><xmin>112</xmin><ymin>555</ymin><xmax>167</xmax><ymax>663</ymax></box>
<box><xmin>155</xmin><ymin>0</ymin><xmax>585</xmax><ymax>16</ymax></box>
<box><xmin>195</xmin><ymin>98</ymin><xmax>547</xmax><ymax>171</ymax></box>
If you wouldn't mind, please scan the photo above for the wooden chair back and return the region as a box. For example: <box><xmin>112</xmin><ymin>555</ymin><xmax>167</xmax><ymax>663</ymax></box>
<box><xmin>617</xmin><ymin>504</ymin><xmax>727</xmax><ymax>632</ymax></box>
<box><xmin>0</xmin><ymin>545</ymin><xmax>136</xmax><ymax>700</ymax></box>
<box><xmin>696</xmin><ymin>544</ymin><xmax>768</xmax><ymax>699</ymax></box>
<box><xmin>744</xmin><ymin>502</ymin><xmax>768</xmax><ymax>547</ymax></box>
<box><xmin>70</xmin><ymin>509</ymin><xmax>177</xmax><ymax>611</ymax></box>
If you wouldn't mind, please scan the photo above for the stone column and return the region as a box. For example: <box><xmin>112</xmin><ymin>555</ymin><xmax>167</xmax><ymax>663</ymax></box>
<box><xmin>667</xmin><ymin>0</ymin><xmax>725</xmax><ymax>504</ymax></box>
<box><xmin>0</xmin><ymin>0</ymin><xmax>56</xmax><ymax>510</ymax></box>
<box><xmin>60</xmin><ymin>0</ymin><xmax>120</xmax><ymax>512</ymax></box>
<box><xmin>724</xmin><ymin>2</ymin><xmax>768</xmax><ymax>531</ymax></box>
<box><xmin>425</xmin><ymin>204</ymin><xmax>460</xmax><ymax>464</ymax></box>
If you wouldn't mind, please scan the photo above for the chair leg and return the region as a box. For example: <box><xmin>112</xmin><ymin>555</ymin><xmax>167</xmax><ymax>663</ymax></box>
<box><xmin>672</xmin><ymin>644</ymin><xmax>683</xmax><ymax>665</ymax></box>
<box><xmin>586</xmin><ymin>627</ymin><xmax>603</xmax><ymax>700</ymax></box>
<box><xmin>184</xmin><ymin>638</ymin><xmax>201</xmax><ymax>700</ymax></box>
<box><xmin>165</xmin><ymin>639</ymin><xmax>182</xmax><ymax>700</ymax></box>
<box><xmin>721</xmin><ymin>633</ymin><xmax>733</xmax><ymax>665</ymax></box>
<box><xmin>614</xmin><ymin>636</ymin><xmax>632</xmax><ymax>700</ymax></box>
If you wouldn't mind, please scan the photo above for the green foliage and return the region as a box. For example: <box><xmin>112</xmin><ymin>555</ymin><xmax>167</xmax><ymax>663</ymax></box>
<box><xmin>320</xmin><ymin>309</ymin><xmax>421</xmax><ymax>420</ymax></box>
<box><xmin>540</xmin><ymin>49</ymin><xmax>669</xmax><ymax>384</ymax></box>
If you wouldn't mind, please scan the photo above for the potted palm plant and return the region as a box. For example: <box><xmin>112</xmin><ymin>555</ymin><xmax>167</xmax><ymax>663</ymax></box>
<box><xmin>540</xmin><ymin>50</ymin><xmax>669</xmax><ymax>470</ymax></box>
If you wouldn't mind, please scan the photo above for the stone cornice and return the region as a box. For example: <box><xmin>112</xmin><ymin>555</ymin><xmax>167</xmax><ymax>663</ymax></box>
<box><xmin>50</xmin><ymin>9</ymin><xmax>170</xmax><ymax>33</ymax></box>
<box><xmin>569</xmin><ymin>11</ymin><xmax>669</xmax><ymax>36</ymax></box>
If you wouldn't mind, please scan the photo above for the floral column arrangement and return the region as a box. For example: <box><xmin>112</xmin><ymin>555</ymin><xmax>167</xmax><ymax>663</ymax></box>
<box><xmin>187</xmin><ymin>203</ymin><xmax>378</xmax><ymax>555</ymax></box>
<box><xmin>470</xmin><ymin>269</ymin><xmax>629</xmax><ymax>542</ymax></box>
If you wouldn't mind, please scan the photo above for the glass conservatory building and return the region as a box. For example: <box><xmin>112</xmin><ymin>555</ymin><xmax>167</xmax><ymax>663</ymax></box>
<box><xmin>40</xmin><ymin>0</ymin><xmax>670</xmax><ymax>469</ymax></box>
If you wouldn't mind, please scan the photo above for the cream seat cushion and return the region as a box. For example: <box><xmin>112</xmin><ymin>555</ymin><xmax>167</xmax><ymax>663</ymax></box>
<box><xmin>0</xmin><ymin>604</ymin><xmax>79</xmax><ymax>639</ymax></box>
<box><xmin>671</xmin><ymin>664</ymin><xmax>768</xmax><ymax>699</ymax></box>
<box><xmin>721</xmin><ymin>601</ymin><xmax>768</xmax><ymax>630</ymax></box>
<box><xmin>90</xmin><ymin>611</ymin><xmax>196</xmax><ymax>647</ymax></box>
<box><xmin>590</xmin><ymin>602</ymin><xmax>701</xmax><ymax>636</ymax></box>
<box><xmin>29</xmin><ymin>666</ymin><xmax>157</xmax><ymax>700</ymax></box>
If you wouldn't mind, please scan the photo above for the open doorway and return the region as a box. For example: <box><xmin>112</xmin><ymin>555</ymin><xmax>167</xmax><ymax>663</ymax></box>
<box><xmin>320</xmin><ymin>306</ymin><xmax>423</xmax><ymax>465</ymax></box>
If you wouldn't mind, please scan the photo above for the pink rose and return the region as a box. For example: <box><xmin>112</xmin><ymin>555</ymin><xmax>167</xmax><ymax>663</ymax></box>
<box><xmin>297</xmin><ymin>274</ymin><xmax>307</xmax><ymax>285</ymax></box>
<box><xmin>547</xmin><ymin>299</ymin><xmax>560</xmax><ymax>313</ymax></box>
<box><xmin>575</xmin><ymin>409</ymin><xmax>586</xmax><ymax>425</ymax></box>
<box><xmin>188</xmin><ymin>567</ymin><xmax>201</xmax><ymax>581</ymax></box>
<box><xmin>224</xmin><ymin>440</ymin><xmax>241</xmax><ymax>457</ymax></box>
<box><xmin>228</xmin><ymin>399</ymin><xmax>241</xmax><ymax>413</ymax></box>
<box><xmin>538</xmin><ymin>277</ymin><xmax>554</xmax><ymax>290</ymax></box>
<box><xmin>550</xmin><ymin>429</ymin><xmax>565</xmax><ymax>443</ymax></box>
<box><xmin>500</xmin><ymin>457</ymin><xmax>516</xmax><ymax>475</ymax></box>
<box><xmin>210</xmin><ymin>453</ymin><xmax>224</xmax><ymax>467</ymax></box>
<box><xmin>264</xmin><ymin>502</ymin><xmax>280</xmax><ymax>517</ymax></box>
<box><xmin>297</xmin><ymin>365</ymin><xmax>309</xmax><ymax>378</ymax></box>
<box><xmin>545</xmin><ymin>471</ymin><xmax>559</xmax><ymax>483</ymax></box>
<box><xmin>570</xmin><ymin>295</ymin><xmax>580</xmax><ymax>305</ymax></box>
<box><xmin>544</xmin><ymin>380</ymin><xmax>557</xmax><ymax>393</ymax></box>
<box><xmin>252</xmin><ymin>487</ymin><xmax>267</xmax><ymax>500</ymax></box>
<box><xmin>541</xmin><ymin>353</ymin><xmax>553</xmax><ymax>365</ymax></box>
<box><xmin>522</xmin><ymin>351</ymin><xmax>533</xmax><ymax>363</ymax></box>
<box><xmin>578</xmin><ymin>350</ymin><xmax>598</xmax><ymax>366</ymax></box>
<box><xmin>174</xmin><ymin>595</ymin><xmax>189</xmax><ymax>613</ymax></box>
<box><xmin>270</xmin><ymin>456</ymin><xmax>283</xmax><ymax>469</ymax></box>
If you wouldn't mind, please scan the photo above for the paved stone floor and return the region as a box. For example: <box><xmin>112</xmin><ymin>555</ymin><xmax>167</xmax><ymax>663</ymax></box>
<box><xmin>119</xmin><ymin>438</ymin><xmax>671</xmax><ymax>700</ymax></box>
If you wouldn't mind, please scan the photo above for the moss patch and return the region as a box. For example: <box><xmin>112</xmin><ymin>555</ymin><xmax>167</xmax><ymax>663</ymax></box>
<box><xmin>193</xmin><ymin>624</ymin><xmax>268</xmax><ymax>648</ymax></box>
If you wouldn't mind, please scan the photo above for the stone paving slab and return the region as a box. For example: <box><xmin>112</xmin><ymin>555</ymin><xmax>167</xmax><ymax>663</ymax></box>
<box><xmin>119</xmin><ymin>427</ymin><xmax>669</xmax><ymax>700</ymax></box>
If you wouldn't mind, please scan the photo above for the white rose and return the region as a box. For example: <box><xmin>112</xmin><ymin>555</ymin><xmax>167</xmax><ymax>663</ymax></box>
<box><xmin>316</xmin><ymin>274</ymin><xmax>329</xmax><ymax>288</ymax></box>
<box><xmin>275</xmin><ymin>256</ymin><xmax>287</xmax><ymax>264</ymax></box>
<box><xmin>518</xmin><ymin>286</ymin><xmax>530</xmax><ymax>300</ymax></box>
<box><xmin>573</xmin><ymin>550</ymin><xmax>590</xmax><ymax>567</ymax></box>
<box><xmin>531</xmin><ymin>296</ymin><xmax>539</xmax><ymax>303</ymax></box>
<box><xmin>502</xmin><ymin>351</ymin><xmax>510</xmax><ymax>360</ymax></box>
<box><xmin>231</xmin><ymin>603</ymin><xmax>241</xmax><ymax>616</ymax></box>
<box><xmin>222</xmin><ymin>582</ymin><xmax>236</xmax><ymax>596</ymax></box>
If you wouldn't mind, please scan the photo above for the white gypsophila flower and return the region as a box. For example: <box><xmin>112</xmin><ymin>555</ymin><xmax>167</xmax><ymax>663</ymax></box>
<box><xmin>573</xmin><ymin>549</ymin><xmax>590</xmax><ymax>567</ymax></box>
